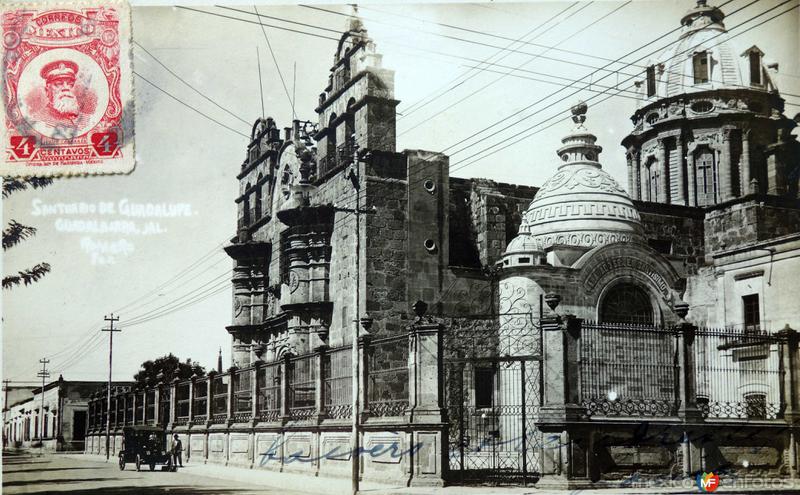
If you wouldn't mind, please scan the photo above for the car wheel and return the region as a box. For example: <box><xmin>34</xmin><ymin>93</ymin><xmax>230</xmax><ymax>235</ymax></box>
<box><xmin>118</xmin><ymin>454</ymin><xmax>125</xmax><ymax>471</ymax></box>
<box><xmin>135</xmin><ymin>455</ymin><xmax>142</xmax><ymax>472</ymax></box>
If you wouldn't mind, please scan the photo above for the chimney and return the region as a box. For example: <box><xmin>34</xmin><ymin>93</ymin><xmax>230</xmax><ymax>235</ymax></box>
<box><xmin>217</xmin><ymin>347</ymin><xmax>223</xmax><ymax>373</ymax></box>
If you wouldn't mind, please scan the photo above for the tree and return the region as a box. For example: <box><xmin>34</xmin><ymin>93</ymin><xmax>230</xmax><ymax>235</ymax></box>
<box><xmin>3</xmin><ymin>177</ymin><xmax>53</xmax><ymax>289</ymax></box>
<box><xmin>133</xmin><ymin>354</ymin><xmax>205</xmax><ymax>386</ymax></box>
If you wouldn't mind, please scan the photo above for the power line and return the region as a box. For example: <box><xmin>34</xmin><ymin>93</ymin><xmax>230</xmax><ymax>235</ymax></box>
<box><xmin>134</xmin><ymin>71</ymin><xmax>250</xmax><ymax>138</ymax></box>
<box><xmin>176</xmin><ymin>6</ymin><xmax>339</xmax><ymax>42</ymax></box>
<box><xmin>397</xmin><ymin>1</ymin><xmax>585</xmax><ymax>119</ymax></box>
<box><xmin>133</xmin><ymin>41</ymin><xmax>250</xmax><ymax>126</ymax></box>
<box><xmin>398</xmin><ymin>1</ymin><xmax>633</xmax><ymax>136</ymax></box>
<box><xmin>318</xmin><ymin>0</ymin><xmax>791</xmax><ymax>234</ymax></box>
<box><xmin>254</xmin><ymin>5</ymin><xmax>296</xmax><ymax>121</ymax></box>
<box><xmin>448</xmin><ymin>0</ymin><xmax>800</xmax><ymax>174</ymax></box>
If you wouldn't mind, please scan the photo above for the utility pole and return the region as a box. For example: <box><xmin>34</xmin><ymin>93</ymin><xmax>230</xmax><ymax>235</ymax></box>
<box><xmin>36</xmin><ymin>359</ymin><xmax>50</xmax><ymax>455</ymax></box>
<box><xmin>102</xmin><ymin>313</ymin><xmax>120</xmax><ymax>461</ymax></box>
<box><xmin>333</xmin><ymin>138</ymin><xmax>374</xmax><ymax>495</ymax></box>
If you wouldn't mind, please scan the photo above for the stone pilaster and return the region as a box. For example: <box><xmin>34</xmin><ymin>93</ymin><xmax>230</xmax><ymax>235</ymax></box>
<box><xmin>676</xmin><ymin>135</ymin><xmax>686</xmax><ymax>205</ymax></box>
<box><xmin>633</xmin><ymin>152</ymin><xmax>641</xmax><ymax>200</ymax></box>
<box><xmin>357</xmin><ymin>334</ymin><xmax>372</xmax><ymax>421</ymax></box>
<box><xmin>169</xmin><ymin>378</ymin><xmax>179</xmax><ymax>427</ymax></box>
<box><xmin>658</xmin><ymin>139</ymin><xmax>669</xmax><ymax>203</ymax></box>
<box><xmin>251</xmin><ymin>362</ymin><xmax>261</xmax><ymax>424</ymax></box>
<box><xmin>537</xmin><ymin>315</ymin><xmax>590</xmax><ymax>488</ymax></box>
<box><xmin>407</xmin><ymin>321</ymin><xmax>445</xmax><ymax>423</ymax></box>
<box><xmin>626</xmin><ymin>153</ymin><xmax>634</xmax><ymax>196</ymax></box>
<box><xmin>720</xmin><ymin>128</ymin><xmax>734</xmax><ymax>201</ymax></box>
<box><xmin>226</xmin><ymin>368</ymin><xmax>236</xmax><ymax>424</ymax></box>
<box><xmin>687</xmin><ymin>152</ymin><xmax>697</xmax><ymax>206</ymax></box>
<box><xmin>188</xmin><ymin>376</ymin><xmax>195</xmax><ymax>424</ymax></box>
<box><xmin>314</xmin><ymin>346</ymin><xmax>327</xmax><ymax>421</ymax></box>
<box><xmin>741</xmin><ymin>129</ymin><xmax>751</xmax><ymax>195</ymax></box>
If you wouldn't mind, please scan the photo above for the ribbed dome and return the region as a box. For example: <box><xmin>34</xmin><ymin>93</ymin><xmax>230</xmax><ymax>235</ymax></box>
<box><xmin>635</xmin><ymin>1</ymin><xmax>777</xmax><ymax>106</ymax></box>
<box><xmin>506</xmin><ymin>103</ymin><xmax>644</xmax><ymax>254</ymax></box>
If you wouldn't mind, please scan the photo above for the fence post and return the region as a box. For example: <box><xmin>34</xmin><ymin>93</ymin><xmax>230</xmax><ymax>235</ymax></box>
<box><xmin>206</xmin><ymin>372</ymin><xmax>215</xmax><ymax>425</ymax></box>
<box><xmin>315</xmin><ymin>345</ymin><xmax>327</xmax><ymax>422</ymax></box>
<box><xmin>153</xmin><ymin>377</ymin><xmax>163</xmax><ymax>425</ymax></box>
<box><xmin>226</xmin><ymin>368</ymin><xmax>236</xmax><ymax>425</ymax></box>
<box><xmin>169</xmin><ymin>378</ymin><xmax>179</xmax><ymax>428</ymax></box>
<box><xmin>676</xmin><ymin>323</ymin><xmax>703</xmax><ymax>476</ymax></box>
<box><xmin>537</xmin><ymin>313</ymin><xmax>588</xmax><ymax>488</ymax></box>
<box><xmin>777</xmin><ymin>325</ymin><xmax>799</xmax><ymax>477</ymax></box>
<box><xmin>188</xmin><ymin>375</ymin><xmax>196</xmax><ymax>425</ymax></box>
<box><xmin>407</xmin><ymin>319</ymin><xmax>445</xmax><ymax>423</ymax></box>
<box><xmin>251</xmin><ymin>362</ymin><xmax>262</xmax><ymax>425</ymax></box>
<box><xmin>405</xmin><ymin>304</ymin><xmax>447</xmax><ymax>487</ymax></box>
<box><xmin>130</xmin><ymin>390</ymin><xmax>137</xmax><ymax>425</ymax></box>
<box><xmin>281</xmin><ymin>354</ymin><xmax>292</xmax><ymax>422</ymax></box>
<box><xmin>358</xmin><ymin>334</ymin><xmax>372</xmax><ymax>421</ymax></box>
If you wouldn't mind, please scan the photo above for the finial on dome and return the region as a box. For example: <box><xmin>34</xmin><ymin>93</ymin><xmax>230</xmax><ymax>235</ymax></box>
<box><xmin>571</xmin><ymin>101</ymin><xmax>588</xmax><ymax>129</ymax></box>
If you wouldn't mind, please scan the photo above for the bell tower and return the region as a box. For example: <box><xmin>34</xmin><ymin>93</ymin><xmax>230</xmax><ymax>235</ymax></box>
<box><xmin>314</xmin><ymin>9</ymin><xmax>399</xmax><ymax>180</ymax></box>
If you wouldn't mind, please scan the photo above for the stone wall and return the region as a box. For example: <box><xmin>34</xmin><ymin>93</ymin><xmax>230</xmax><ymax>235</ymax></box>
<box><xmin>635</xmin><ymin>201</ymin><xmax>706</xmax><ymax>275</ymax></box>
<box><xmin>449</xmin><ymin>178</ymin><xmax>537</xmax><ymax>269</ymax></box>
<box><xmin>704</xmin><ymin>196</ymin><xmax>800</xmax><ymax>255</ymax></box>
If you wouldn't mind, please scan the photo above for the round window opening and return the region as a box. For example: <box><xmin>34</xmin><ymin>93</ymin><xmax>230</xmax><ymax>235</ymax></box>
<box><xmin>600</xmin><ymin>283</ymin><xmax>654</xmax><ymax>325</ymax></box>
<box><xmin>691</xmin><ymin>101</ymin><xmax>714</xmax><ymax>114</ymax></box>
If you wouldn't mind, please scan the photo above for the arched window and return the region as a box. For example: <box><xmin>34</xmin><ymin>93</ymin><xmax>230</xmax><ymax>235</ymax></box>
<box><xmin>327</xmin><ymin>113</ymin><xmax>337</xmax><ymax>164</ymax></box>
<box><xmin>345</xmin><ymin>98</ymin><xmax>356</xmax><ymax>146</ymax></box>
<box><xmin>695</xmin><ymin>147</ymin><xmax>717</xmax><ymax>206</ymax></box>
<box><xmin>600</xmin><ymin>283</ymin><xmax>654</xmax><ymax>325</ymax></box>
<box><xmin>646</xmin><ymin>157</ymin><xmax>659</xmax><ymax>202</ymax></box>
<box><xmin>243</xmin><ymin>182</ymin><xmax>251</xmax><ymax>226</ymax></box>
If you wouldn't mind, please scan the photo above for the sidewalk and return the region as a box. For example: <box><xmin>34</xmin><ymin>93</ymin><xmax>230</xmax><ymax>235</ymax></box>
<box><xmin>67</xmin><ymin>453</ymin><xmax>798</xmax><ymax>494</ymax></box>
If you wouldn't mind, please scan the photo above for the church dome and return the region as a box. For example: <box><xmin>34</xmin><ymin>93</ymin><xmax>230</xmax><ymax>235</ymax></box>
<box><xmin>635</xmin><ymin>0</ymin><xmax>778</xmax><ymax>106</ymax></box>
<box><xmin>505</xmin><ymin>103</ymin><xmax>644</xmax><ymax>255</ymax></box>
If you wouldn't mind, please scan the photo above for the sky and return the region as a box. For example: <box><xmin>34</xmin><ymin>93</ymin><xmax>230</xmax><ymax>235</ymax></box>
<box><xmin>3</xmin><ymin>0</ymin><xmax>799</xmax><ymax>387</ymax></box>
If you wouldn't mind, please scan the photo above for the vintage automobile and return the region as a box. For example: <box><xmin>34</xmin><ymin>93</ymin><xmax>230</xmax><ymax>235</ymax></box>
<box><xmin>118</xmin><ymin>425</ymin><xmax>175</xmax><ymax>472</ymax></box>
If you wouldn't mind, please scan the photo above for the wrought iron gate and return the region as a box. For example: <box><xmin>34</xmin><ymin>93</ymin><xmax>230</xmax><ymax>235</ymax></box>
<box><xmin>443</xmin><ymin>312</ymin><xmax>542</xmax><ymax>485</ymax></box>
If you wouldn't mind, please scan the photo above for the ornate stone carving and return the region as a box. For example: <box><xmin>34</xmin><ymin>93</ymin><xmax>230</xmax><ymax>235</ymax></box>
<box><xmin>535</xmin><ymin>166</ymin><xmax>626</xmax><ymax>199</ymax></box>
<box><xmin>525</xmin><ymin>232</ymin><xmax>635</xmax><ymax>250</ymax></box>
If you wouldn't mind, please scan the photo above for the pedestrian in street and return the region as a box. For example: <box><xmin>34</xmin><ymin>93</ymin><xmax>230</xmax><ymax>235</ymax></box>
<box><xmin>171</xmin><ymin>434</ymin><xmax>183</xmax><ymax>468</ymax></box>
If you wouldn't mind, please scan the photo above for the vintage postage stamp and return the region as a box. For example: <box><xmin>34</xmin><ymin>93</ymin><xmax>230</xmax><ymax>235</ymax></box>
<box><xmin>1</xmin><ymin>0</ymin><xmax>133</xmax><ymax>177</ymax></box>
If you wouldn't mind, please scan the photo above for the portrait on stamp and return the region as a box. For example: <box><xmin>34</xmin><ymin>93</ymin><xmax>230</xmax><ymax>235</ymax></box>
<box><xmin>1</xmin><ymin>2</ymin><xmax>133</xmax><ymax>176</ymax></box>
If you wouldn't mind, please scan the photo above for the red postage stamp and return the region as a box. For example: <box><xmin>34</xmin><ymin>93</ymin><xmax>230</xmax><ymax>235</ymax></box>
<box><xmin>1</xmin><ymin>1</ymin><xmax>133</xmax><ymax>176</ymax></box>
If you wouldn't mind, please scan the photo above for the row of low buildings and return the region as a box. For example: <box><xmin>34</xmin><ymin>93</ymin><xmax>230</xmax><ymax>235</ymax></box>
<box><xmin>3</xmin><ymin>378</ymin><xmax>133</xmax><ymax>452</ymax></box>
<box><xmin>28</xmin><ymin>0</ymin><xmax>800</xmax><ymax>489</ymax></box>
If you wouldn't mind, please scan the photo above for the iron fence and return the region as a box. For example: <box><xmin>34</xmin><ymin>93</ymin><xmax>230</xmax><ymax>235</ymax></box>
<box><xmin>579</xmin><ymin>322</ymin><xmax>678</xmax><ymax>417</ymax></box>
<box><xmin>212</xmin><ymin>374</ymin><xmax>229</xmax><ymax>419</ymax></box>
<box><xmin>158</xmin><ymin>386</ymin><xmax>170</xmax><ymax>425</ymax></box>
<box><xmin>125</xmin><ymin>395</ymin><xmax>133</xmax><ymax>425</ymax></box>
<box><xmin>289</xmin><ymin>354</ymin><xmax>317</xmax><ymax>421</ymax></box>
<box><xmin>145</xmin><ymin>390</ymin><xmax>156</xmax><ymax>423</ymax></box>
<box><xmin>695</xmin><ymin>328</ymin><xmax>784</xmax><ymax>419</ymax></box>
<box><xmin>135</xmin><ymin>392</ymin><xmax>144</xmax><ymax>423</ymax></box>
<box><xmin>233</xmin><ymin>369</ymin><xmax>253</xmax><ymax>420</ymax></box>
<box><xmin>259</xmin><ymin>362</ymin><xmax>281</xmax><ymax>422</ymax></box>
<box><xmin>368</xmin><ymin>335</ymin><xmax>409</xmax><ymax>417</ymax></box>
<box><xmin>194</xmin><ymin>379</ymin><xmax>208</xmax><ymax>420</ymax></box>
<box><xmin>324</xmin><ymin>345</ymin><xmax>353</xmax><ymax>419</ymax></box>
<box><xmin>175</xmin><ymin>382</ymin><xmax>190</xmax><ymax>420</ymax></box>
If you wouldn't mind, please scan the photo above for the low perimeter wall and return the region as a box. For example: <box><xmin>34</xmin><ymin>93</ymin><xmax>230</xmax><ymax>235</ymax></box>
<box><xmin>85</xmin><ymin>418</ymin><xmax>445</xmax><ymax>487</ymax></box>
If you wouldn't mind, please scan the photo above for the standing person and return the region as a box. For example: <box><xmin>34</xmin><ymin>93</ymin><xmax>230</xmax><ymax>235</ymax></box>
<box><xmin>171</xmin><ymin>434</ymin><xmax>183</xmax><ymax>468</ymax></box>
